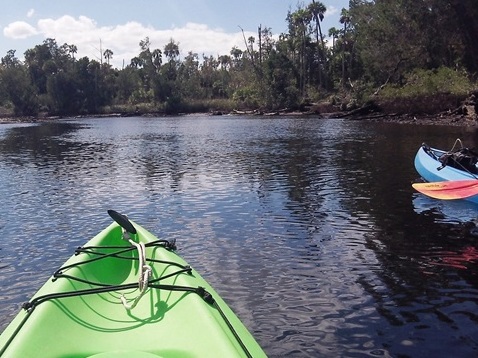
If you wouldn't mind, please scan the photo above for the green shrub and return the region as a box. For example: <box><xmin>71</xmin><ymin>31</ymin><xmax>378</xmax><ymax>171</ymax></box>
<box><xmin>232</xmin><ymin>87</ymin><xmax>259</xmax><ymax>109</ymax></box>
<box><xmin>381</xmin><ymin>67</ymin><xmax>474</xmax><ymax>98</ymax></box>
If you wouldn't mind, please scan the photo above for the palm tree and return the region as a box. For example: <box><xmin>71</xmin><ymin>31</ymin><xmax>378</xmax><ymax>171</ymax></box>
<box><xmin>287</xmin><ymin>7</ymin><xmax>312</xmax><ymax>96</ymax></box>
<box><xmin>308</xmin><ymin>1</ymin><xmax>326</xmax><ymax>55</ymax></box>
<box><xmin>340</xmin><ymin>8</ymin><xmax>351</xmax><ymax>88</ymax></box>
<box><xmin>308</xmin><ymin>0</ymin><xmax>327</xmax><ymax>87</ymax></box>
<box><xmin>230</xmin><ymin>47</ymin><xmax>243</xmax><ymax>68</ymax></box>
<box><xmin>328</xmin><ymin>27</ymin><xmax>340</xmax><ymax>82</ymax></box>
<box><xmin>164</xmin><ymin>39</ymin><xmax>179</xmax><ymax>63</ymax></box>
<box><xmin>151</xmin><ymin>49</ymin><xmax>162</xmax><ymax>72</ymax></box>
<box><xmin>103</xmin><ymin>49</ymin><xmax>113</xmax><ymax>65</ymax></box>
<box><xmin>68</xmin><ymin>45</ymin><xmax>77</xmax><ymax>60</ymax></box>
<box><xmin>328</xmin><ymin>27</ymin><xmax>340</xmax><ymax>51</ymax></box>
<box><xmin>218</xmin><ymin>55</ymin><xmax>231</xmax><ymax>71</ymax></box>
<box><xmin>130</xmin><ymin>57</ymin><xmax>142</xmax><ymax>69</ymax></box>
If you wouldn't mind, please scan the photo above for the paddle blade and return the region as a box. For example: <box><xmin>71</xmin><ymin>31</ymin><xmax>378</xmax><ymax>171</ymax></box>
<box><xmin>412</xmin><ymin>180</ymin><xmax>478</xmax><ymax>200</ymax></box>
<box><xmin>107</xmin><ymin>210</ymin><xmax>137</xmax><ymax>234</ymax></box>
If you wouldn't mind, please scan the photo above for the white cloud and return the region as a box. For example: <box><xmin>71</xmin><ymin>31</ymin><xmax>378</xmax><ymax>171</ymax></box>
<box><xmin>27</xmin><ymin>9</ymin><xmax>35</xmax><ymax>18</ymax></box>
<box><xmin>37</xmin><ymin>15</ymin><xmax>99</xmax><ymax>38</ymax></box>
<box><xmin>3</xmin><ymin>15</ymin><xmax>255</xmax><ymax>68</ymax></box>
<box><xmin>326</xmin><ymin>6</ymin><xmax>339</xmax><ymax>18</ymax></box>
<box><xmin>3</xmin><ymin>21</ymin><xmax>38</xmax><ymax>39</ymax></box>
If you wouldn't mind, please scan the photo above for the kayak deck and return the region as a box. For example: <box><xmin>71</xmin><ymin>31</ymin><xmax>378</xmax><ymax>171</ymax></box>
<box><xmin>0</xmin><ymin>217</ymin><xmax>265</xmax><ymax>357</ymax></box>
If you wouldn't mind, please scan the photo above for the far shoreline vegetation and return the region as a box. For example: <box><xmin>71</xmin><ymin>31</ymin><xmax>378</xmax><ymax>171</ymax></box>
<box><xmin>1</xmin><ymin>1</ymin><xmax>478</xmax><ymax>125</ymax></box>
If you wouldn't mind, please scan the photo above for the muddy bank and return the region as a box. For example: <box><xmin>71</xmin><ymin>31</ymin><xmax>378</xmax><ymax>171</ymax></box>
<box><xmin>332</xmin><ymin>91</ymin><xmax>478</xmax><ymax>126</ymax></box>
<box><xmin>335</xmin><ymin>109</ymin><xmax>477</xmax><ymax>126</ymax></box>
<box><xmin>1</xmin><ymin>92</ymin><xmax>477</xmax><ymax>126</ymax></box>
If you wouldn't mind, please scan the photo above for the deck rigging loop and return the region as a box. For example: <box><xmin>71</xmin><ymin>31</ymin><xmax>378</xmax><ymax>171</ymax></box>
<box><xmin>120</xmin><ymin>229</ymin><xmax>152</xmax><ymax>310</ymax></box>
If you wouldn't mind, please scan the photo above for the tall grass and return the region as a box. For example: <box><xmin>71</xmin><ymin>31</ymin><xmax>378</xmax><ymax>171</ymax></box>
<box><xmin>381</xmin><ymin>67</ymin><xmax>474</xmax><ymax>98</ymax></box>
<box><xmin>375</xmin><ymin>67</ymin><xmax>476</xmax><ymax>114</ymax></box>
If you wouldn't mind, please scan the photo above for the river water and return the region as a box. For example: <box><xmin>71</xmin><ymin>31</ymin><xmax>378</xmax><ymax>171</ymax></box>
<box><xmin>0</xmin><ymin>115</ymin><xmax>477</xmax><ymax>357</ymax></box>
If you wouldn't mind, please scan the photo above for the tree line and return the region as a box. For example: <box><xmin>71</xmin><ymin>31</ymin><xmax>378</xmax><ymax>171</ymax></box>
<box><xmin>1</xmin><ymin>0</ymin><xmax>477</xmax><ymax>117</ymax></box>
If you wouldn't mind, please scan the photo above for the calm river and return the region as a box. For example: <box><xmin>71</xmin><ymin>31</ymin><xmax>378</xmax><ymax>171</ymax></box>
<box><xmin>1</xmin><ymin>115</ymin><xmax>478</xmax><ymax>357</ymax></box>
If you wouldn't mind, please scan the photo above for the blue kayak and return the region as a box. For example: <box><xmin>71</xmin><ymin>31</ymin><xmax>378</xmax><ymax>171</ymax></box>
<box><xmin>414</xmin><ymin>142</ymin><xmax>478</xmax><ymax>203</ymax></box>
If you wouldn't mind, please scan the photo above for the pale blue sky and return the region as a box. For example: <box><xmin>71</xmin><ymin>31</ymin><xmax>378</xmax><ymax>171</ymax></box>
<box><xmin>1</xmin><ymin>0</ymin><xmax>349</xmax><ymax>68</ymax></box>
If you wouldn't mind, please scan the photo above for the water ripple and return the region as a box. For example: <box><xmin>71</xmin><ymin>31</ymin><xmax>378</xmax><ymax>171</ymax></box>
<box><xmin>1</xmin><ymin>117</ymin><xmax>478</xmax><ymax>356</ymax></box>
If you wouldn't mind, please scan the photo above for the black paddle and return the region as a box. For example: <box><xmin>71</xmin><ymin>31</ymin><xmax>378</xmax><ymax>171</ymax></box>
<box><xmin>107</xmin><ymin>210</ymin><xmax>137</xmax><ymax>234</ymax></box>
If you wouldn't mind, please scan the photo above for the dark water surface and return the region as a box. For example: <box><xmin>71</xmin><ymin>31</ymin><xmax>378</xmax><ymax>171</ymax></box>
<box><xmin>1</xmin><ymin>116</ymin><xmax>478</xmax><ymax>357</ymax></box>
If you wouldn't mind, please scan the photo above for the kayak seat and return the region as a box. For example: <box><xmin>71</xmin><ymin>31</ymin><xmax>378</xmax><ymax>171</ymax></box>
<box><xmin>438</xmin><ymin>148</ymin><xmax>478</xmax><ymax>174</ymax></box>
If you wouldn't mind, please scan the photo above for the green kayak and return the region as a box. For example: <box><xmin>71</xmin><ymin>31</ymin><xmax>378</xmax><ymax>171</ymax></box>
<box><xmin>0</xmin><ymin>210</ymin><xmax>266</xmax><ymax>357</ymax></box>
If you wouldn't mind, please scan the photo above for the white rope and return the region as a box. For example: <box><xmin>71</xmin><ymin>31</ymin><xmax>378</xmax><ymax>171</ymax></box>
<box><xmin>449</xmin><ymin>138</ymin><xmax>464</xmax><ymax>153</ymax></box>
<box><xmin>120</xmin><ymin>230</ymin><xmax>152</xmax><ymax>310</ymax></box>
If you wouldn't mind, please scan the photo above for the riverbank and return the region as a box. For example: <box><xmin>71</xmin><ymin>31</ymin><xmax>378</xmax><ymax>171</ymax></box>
<box><xmin>1</xmin><ymin>97</ymin><xmax>477</xmax><ymax>127</ymax></box>
<box><xmin>334</xmin><ymin>110</ymin><xmax>477</xmax><ymax>126</ymax></box>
